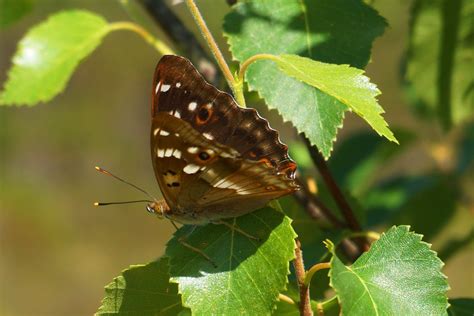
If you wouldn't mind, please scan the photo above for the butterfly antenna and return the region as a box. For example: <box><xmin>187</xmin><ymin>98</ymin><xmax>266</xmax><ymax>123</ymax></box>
<box><xmin>94</xmin><ymin>166</ymin><xmax>158</xmax><ymax>201</ymax></box>
<box><xmin>94</xmin><ymin>200</ymin><xmax>153</xmax><ymax>207</ymax></box>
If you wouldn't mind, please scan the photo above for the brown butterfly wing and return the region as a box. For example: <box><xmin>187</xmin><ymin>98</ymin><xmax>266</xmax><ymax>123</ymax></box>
<box><xmin>152</xmin><ymin>55</ymin><xmax>297</xmax><ymax>178</ymax></box>
<box><xmin>151</xmin><ymin>55</ymin><xmax>298</xmax><ymax>224</ymax></box>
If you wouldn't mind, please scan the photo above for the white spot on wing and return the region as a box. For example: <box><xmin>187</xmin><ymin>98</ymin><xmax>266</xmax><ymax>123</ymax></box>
<box><xmin>236</xmin><ymin>190</ymin><xmax>255</xmax><ymax>195</ymax></box>
<box><xmin>155</xmin><ymin>82</ymin><xmax>162</xmax><ymax>94</ymax></box>
<box><xmin>220</xmin><ymin>152</ymin><xmax>234</xmax><ymax>158</ymax></box>
<box><xmin>172</xmin><ymin>150</ymin><xmax>182</xmax><ymax>159</ymax></box>
<box><xmin>183</xmin><ymin>164</ymin><xmax>200</xmax><ymax>174</ymax></box>
<box><xmin>155</xmin><ymin>81</ymin><xmax>161</xmax><ymax>94</ymax></box>
<box><xmin>205</xmin><ymin>149</ymin><xmax>215</xmax><ymax>156</ymax></box>
<box><xmin>188</xmin><ymin>102</ymin><xmax>197</xmax><ymax>111</ymax></box>
<box><xmin>161</xmin><ymin>84</ymin><xmax>171</xmax><ymax>92</ymax></box>
<box><xmin>187</xmin><ymin>147</ymin><xmax>199</xmax><ymax>154</ymax></box>
<box><xmin>164</xmin><ymin>148</ymin><xmax>173</xmax><ymax>157</ymax></box>
<box><xmin>173</xmin><ymin>111</ymin><xmax>181</xmax><ymax>119</ymax></box>
<box><xmin>203</xmin><ymin>133</ymin><xmax>214</xmax><ymax>140</ymax></box>
<box><xmin>157</xmin><ymin>149</ymin><xmax>165</xmax><ymax>158</ymax></box>
<box><xmin>159</xmin><ymin>130</ymin><xmax>170</xmax><ymax>136</ymax></box>
<box><xmin>176</xmin><ymin>82</ymin><xmax>181</xmax><ymax>88</ymax></box>
<box><xmin>214</xmin><ymin>178</ymin><xmax>234</xmax><ymax>189</ymax></box>
<box><xmin>153</xmin><ymin>128</ymin><xmax>160</xmax><ymax>136</ymax></box>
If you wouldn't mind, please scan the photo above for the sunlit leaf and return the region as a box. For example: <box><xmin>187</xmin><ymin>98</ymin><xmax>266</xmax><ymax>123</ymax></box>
<box><xmin>329</xmin><ymin>226</ymin><xmax>449</xmax><ymax>315</ymax></box>
<box><xmin>96</xmin><ymin>257</ymin><xmax>188</xmax><ymax>316</ymax></box>
<box><xmin>224</xmin><ymin>0</ymin><xmax>387</xmax><ymax>158</ymax></box>
<box><xmin>271</xmin><ymin>54</ymin><xmax>397</xmax><ymax>144</ymax></box>
<box><xmin>0</xmin><ymin>10</ymin><xmax>110</xmax><ymax>106</ymax></box>
<box><xmin>166</xmin><ymin>207</ymin><xmax>296</xmax><ymax>315</ymax></box>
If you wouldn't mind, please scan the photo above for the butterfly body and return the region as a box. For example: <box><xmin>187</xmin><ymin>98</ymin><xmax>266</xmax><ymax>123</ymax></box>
<box><xmin>149</xmin><ymin>55</ymin><xmax>298</xmax><ymax>225</ymax></box>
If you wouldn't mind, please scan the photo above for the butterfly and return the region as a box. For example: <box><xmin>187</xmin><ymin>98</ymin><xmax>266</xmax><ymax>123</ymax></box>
<box><xmin>146</xmin><ymin>55</ymin><xmax>299</xmax><ymax>225</ymax></box>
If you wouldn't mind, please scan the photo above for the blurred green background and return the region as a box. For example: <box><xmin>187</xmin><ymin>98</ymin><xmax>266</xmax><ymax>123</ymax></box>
<box><xmin>0</xmin><ymin>0</ymin><xmax>472</xmax><ymax>315</ymax></box>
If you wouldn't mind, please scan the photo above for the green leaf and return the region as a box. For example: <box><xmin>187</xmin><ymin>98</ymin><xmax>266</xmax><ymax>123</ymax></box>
<box><xmin>0</xmin><ymin>10</ymin><xmax>110</xmax><ymax>106</ymax></box>
<box><xmin>404</xmin><ymin>0</ymin><xmax>474</xmax><ymax>129</ymax></box>
<box><xmin>329</xmin><ymin>226</ymin><xmax>449</xmax><ymax>315</ymax></box>
<box><xmin>96</xmin><ymin>257</ymin><xmax>188</xmax><ymax>316</ymax></box>
<box><xmin>0</xmin><ymin>0</ymin><xmax>33</xmax><ymax>28</ymax></box>
<box><xmin>166</xmin><ymin>207</ymin><xmax>296</xmax><ymax>315</ymax></box>
<box><xmin>448</xmin><ymin>298</ymin><xmax>474</xmax><ymax>316</ymax></box>
<box><xmin>272</xmin><ymin>54</ymin><xmax>397</xmax><ymax>144</ymax></box>
<box><xmin>224</xmin><ymin>0</ymin><xmax>387</xmax><ymax>158</ymax></box>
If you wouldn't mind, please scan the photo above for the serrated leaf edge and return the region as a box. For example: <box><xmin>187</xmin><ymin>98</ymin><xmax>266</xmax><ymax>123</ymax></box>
<box><xmin>96</xmin><ymin>258</ymin><xmax>182</xmax><ymax>315</ymax></box>
<box><xmin>223</xmin><ymin>31</ymin><xmax>346</xmax><ymax>159</ymax></box>
<box><xmin>167</xmin><ymin>215</ymin><xmax>298</xmax><ymax>315</ymax></box>
<box><xmin>327</xmin><ymin>225</ymin><xmax>450</xmax><ymax>314</ymax></box>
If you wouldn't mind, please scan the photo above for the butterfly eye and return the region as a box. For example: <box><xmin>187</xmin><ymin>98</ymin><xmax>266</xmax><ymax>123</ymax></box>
<box><xmin>146</xmin><ymin>205</ymin><xmax>155</xmax><ymax>214</ymax></box>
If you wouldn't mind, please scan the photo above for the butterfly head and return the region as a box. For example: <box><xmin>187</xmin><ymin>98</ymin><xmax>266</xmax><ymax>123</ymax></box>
<box><xmin>146</xmin><ymin>199</ymin><xmax>171</xmax><ymax>220</ymax></box>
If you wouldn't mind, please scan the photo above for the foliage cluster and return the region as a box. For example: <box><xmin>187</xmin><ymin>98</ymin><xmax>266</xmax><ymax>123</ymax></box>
<box><xmin>1</xmin><ymin>0</ymin><xmax>472</xmax><ymax>315</ymax></box>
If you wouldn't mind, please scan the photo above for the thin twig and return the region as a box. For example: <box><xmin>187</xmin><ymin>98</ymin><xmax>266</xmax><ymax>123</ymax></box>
<box><xmin>184</xmin><ymin>0</ymin><xmax>237</xmax><ymax>96</ymax></box>
<box><xmin>293</xmin><ymin>239</ymin><xmax>313</xmax><ymax>316</ymax></box>
<box><xmin>303</xmin><ymin>138</ymin><xmax>361</xmax><ymax>232</ymax></box>
<box><xmin>339</xmin><ymin>239</ymin><xmax>361</xmax><ymax>262</ymax></box>
<box><xmin>138</xmin><ymin>0</ymin><xmax>224</xmax><ymax>85</ymax></box>
<box><xmin>294</xmin><ymin>176</ymin><xmax>346</xmax><ymax>229</ymax></box>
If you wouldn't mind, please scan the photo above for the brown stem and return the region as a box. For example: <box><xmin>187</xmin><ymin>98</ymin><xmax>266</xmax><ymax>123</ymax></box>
<box><xmin>293</xmin><ymin>239</ymin><xmax>313</xmax><ymax>316</ymax></box>
<box><xmin>294</xmin><ymin>177</ymin><xmax>346</xmax><ymax>229</ymax></box>
<box><xmin>303</xmin><ymin>138</ymin><xmax>361</xmax><ymax>232</ymax></box>
<box><xmin>138</xmin><ymin>0</ymin><xmax>223</xmax><ymax>86</ymax></box>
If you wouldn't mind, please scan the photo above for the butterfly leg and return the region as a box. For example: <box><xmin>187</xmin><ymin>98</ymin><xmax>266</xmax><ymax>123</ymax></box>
<box><xmin>211</xmin><ymin>219</ymin><xmax>260</xmax><ymax>241</ymax></box>
<box><xmin>172</xmin><ymin>222</ymin><xmax>217</xmax><ymax>267</ymax></box>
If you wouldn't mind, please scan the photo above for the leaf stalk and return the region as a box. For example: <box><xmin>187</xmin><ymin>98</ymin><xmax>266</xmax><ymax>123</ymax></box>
<box><xmin>238</xmin><ymin>53</ymin><xmax>280</xmax><ymax>84</ymax></box>
<box><xmin>304</xmin><ymin>262</ymin><xmax>330</xmax><ymax>287</ymax></box>
<box><xmin>108</xmin><ymin>21</ymin><xmax>174</xmax><ymax>55</ymax></box>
